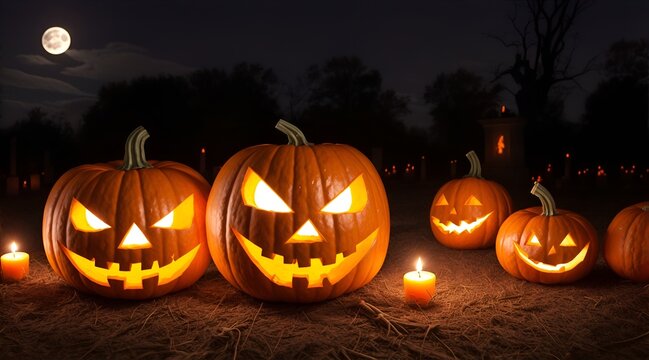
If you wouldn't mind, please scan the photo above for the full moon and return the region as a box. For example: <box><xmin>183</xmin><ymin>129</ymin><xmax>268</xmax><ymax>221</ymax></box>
<box><xmin>42</xmin><ymin>27</ymin><xmax>71</xmax><ymax>55</ymax></box>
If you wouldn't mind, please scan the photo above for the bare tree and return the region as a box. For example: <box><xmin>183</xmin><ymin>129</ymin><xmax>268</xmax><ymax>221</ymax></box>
<box><xmin>492</xmin><ymin>0</ymin><xmax>596</xmax><ymax>122</ymax></box>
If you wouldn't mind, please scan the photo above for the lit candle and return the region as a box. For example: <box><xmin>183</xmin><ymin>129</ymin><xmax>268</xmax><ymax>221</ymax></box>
<box><xmin>1</xmin><ymin>242</ymin><xmax>29</xmax><ymax>282</ymax></box>
<box><xmin>403</xmin><ymin>257</ymin><xmax>436</xmax><ymax>306</ymax></box>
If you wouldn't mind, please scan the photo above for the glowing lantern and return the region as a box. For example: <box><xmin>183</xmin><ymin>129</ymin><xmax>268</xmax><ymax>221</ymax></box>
<box><xmin>206</xmin><ymin>120</ymin><xmax>390</xmax><ymax>303</ymax></box>
<box><xmin>430</xmin><ymin>151</ymin><xmax>512</xmax><ymax>249</ymax></box>
<box><xmin>42</xmin><ymin>127</ymin><xmax>211</xmax><ymax>299</ymax></box>
<box><xmin>495</xmin><ymin>182</ymin><xmax>598</xmax><ymax>284</ymax></box>
<box><xmin>604</xmin><ymin>202</ymin><xmax>649</xmax><ymax>281</ymax></box>
<box><xmin>497</xmin><ymin>135</ymin><xmax>505</xmax><ymax>155</ymax></box>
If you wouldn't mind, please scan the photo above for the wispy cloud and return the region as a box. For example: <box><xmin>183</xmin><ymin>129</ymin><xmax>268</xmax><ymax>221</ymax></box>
<box><xmin>16</xmin><ymin>55</ymin><xmax>56</xmax><ymax>66</ymax></box>
<box><xmin>0</xmin><ymin>68</ymin><xmax>93</xmax><ymax>97</ymax></box>
<box><xmin>61</xmin><ymin>42</ymin><xmax>194</xmax><ymax>81</ymax></box>
<box><xmin>1</xmin><ymin>98</ymin><xmax>95</xmax><ymax>128</ymax></box>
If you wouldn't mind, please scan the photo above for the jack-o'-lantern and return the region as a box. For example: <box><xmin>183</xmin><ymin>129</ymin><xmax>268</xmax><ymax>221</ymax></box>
<box><xmin>604</xmin><ymin>202</ymin><xmax>649</xmax><ymax>281</ymax></box>
<box><xmin>206</xmin><ymin>120</ymin><xmax>390</xmax><ymax>303</ymax></box>
<box><xmin>43</xmin><ymin>127</ymin><xmax>211</xmax><ymax>299</ymax></box>
<box><xmin>495</xmin><ymin>182</ymin><xmax>598</xmax><ymax>284</ymax></box>
<box><xmin>430</xmin><ymin>151</ymin><xmax>512</xmax><ymax>249</ymax></box>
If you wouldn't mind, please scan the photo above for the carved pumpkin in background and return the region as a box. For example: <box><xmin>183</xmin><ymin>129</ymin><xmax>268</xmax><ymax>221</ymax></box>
<box><xmin>604</xmin><ymin>202</ymin><xmax>649</xmax><ymax>281</ymax></box>
<box><xmin>43</xmin><ymin>127</ymin><xmax>211</xmax><ymax>299</ymax></box>
<box><xmin>206</xmin><ymin>120</ymin><xmax>390</xmax><ymax>303</ymax></box>
<box><xmin>430</xmin><ymin>151</ymin><xmax>512</xmax><ymax>249</ymax></box>
<box><xmin>495</xmin><ymin>182</ymin><xmax>598</xmax><ymax>284</ymax></box>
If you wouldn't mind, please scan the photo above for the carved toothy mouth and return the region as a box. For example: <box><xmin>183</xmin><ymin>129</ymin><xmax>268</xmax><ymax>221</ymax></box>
<box><xmin>431</xmin><ymin>212</ymin><xmax>493</xmax><ymax>234</ymax></box>
<box><xmin>60</xmin><ymin>242</ymin><xmax>200</xmax><ymax>290</ymax></box>
<box><xmin>231</xmin><ymin>227</ymin><xmax>378</xmax><ymax>288</ymax></box>
<box><xmin>513</xmin><ymin>242</ymin><xmax>589</xmax><ymax>273</ymax></box>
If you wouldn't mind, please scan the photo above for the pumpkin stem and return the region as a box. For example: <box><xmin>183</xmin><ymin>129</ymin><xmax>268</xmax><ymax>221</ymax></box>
<box><xmin>118</xmin><ymin>126</ymin><xmax>153</xmax><ymax>170</ymax></box>
<box><xmin>275</xmin><ymin>119</ymin><xmax>312</xmax><ymax>146</ymax></box>
<box><xmin>464</xmin><ymin>150</ymin><xmax>483</xmax><ymax>178</ymax></box>
<box><xmin>531</xmin><ymin>182</ymin><xmax>558</xmax><ymax>216</ymax></box>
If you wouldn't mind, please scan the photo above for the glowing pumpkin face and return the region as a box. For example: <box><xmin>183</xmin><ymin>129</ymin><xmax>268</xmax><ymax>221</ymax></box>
<box><xmin>496</xmin><ymin>182</ymin><xmax>598</xmax><ymax>284</ymax></box>
<box><xmin>206</xmin><ymin>120</ymin><xmax>390</xmax><ymax>303</ymax></box>
<box><xmin>43</xmin><ymin>127</ymin><xmax>211</xmax><ymax>299</ymax></box>
<box><xmin>430</xmin><ymin>151</ymin><xmax>512</xmax><ymax>249</ymax></box>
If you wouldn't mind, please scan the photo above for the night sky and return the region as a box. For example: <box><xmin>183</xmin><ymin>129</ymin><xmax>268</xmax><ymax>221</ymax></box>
<box><xmin>1</xmin><ymin>0</ymin><xmax>647</xmax><ymax>129</ymax></box>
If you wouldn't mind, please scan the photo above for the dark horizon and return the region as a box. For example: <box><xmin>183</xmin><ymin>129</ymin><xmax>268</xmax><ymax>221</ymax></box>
<box><xmin>1</xmin><ymin>0</ymin><xmax>647</xmax><ymax>130</ymax></box>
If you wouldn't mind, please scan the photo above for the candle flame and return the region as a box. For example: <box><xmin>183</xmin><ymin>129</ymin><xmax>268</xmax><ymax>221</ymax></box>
<box><xmin>416</xmin><ymin>257</ymin><xmax>422</xmax><ymax>272</ymax></box>
<box><xmin>10</xmin><ymin>241</ymin><xmax>17</xmax><ymax>253</ymax></box>
<box><xmin>201</xmin><ymin>147</ymin><xmax>206</xmax><ymax>154</ymax></box>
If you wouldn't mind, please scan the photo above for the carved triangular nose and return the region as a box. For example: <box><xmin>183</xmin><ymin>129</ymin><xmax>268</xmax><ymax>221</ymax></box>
<box><xmin>118</xmin><ymin>223</ymin><xmax>152</xmax><ymax>249</ymax></box>
<box><xmin>286</xmin><ymin>220</ymin><xmax>323</xmax><ymax>244</ymax></box>
<box><xmin>548</xmin><ymin>245</ymin><xmax>557</xmax><ymax>256</ymax></box>
<box><xmin>450</xmin><ymin>207</ymin><xmax>457</xmax><ymax>215</ymax></box>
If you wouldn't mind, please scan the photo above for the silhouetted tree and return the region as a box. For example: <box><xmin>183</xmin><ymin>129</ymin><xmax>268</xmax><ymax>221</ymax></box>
<box><xmin>424</xmin><ymin>68</ymin><xmax>502</xmax><ymax>157</ymax></box>
<box><xmin>0</xmin><ymin>108</ymin><xmax>77</xmax><ymax>178</ymax></box>
<box><xmin>582</xmin><ymin>39</ymin><xmax>649</xmax><ymax>166</ymax></box>
<box><xmin>299</xmin><ymin>56</ymin><xmax>420</xmax><ymax>165</ymax></box>
<box><xmin>493</xmin><ymin>0</ymin><xmax>595</xmax><ymax>123</ymax></box>
<box><xmin>81</xmin><ymin>63</ymin><xmax>280</xmax><ymax>167</ymax></box>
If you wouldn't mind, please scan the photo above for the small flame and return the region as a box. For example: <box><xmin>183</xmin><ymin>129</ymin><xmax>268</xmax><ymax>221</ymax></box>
<box><xmin>565</xmin><ymin>153</ymin><xmax>570</xmax><ymax>159</ymax></box>
<box><xmin>416</xmin><ymin>257</ymin><xmax>423</xmax><ymax>272</ymax></box>
<box><xmin>497</xmin><ymin>135</ymin><xmax>505</xmax><ymax>155</ymax></box>
<box><xmin>501</xmin><ymin>105</ymin><xmax>506</xmax><ymax>113</ymax></box>
<box><xmin>201</xmin><ymin>147</ymin><xmax>206</xmax><ymax>154</ymax></box>
<box><xmin>10</xmin><ymin>241</ymin><xmax>17</xmax><ymax>253</ymax></box>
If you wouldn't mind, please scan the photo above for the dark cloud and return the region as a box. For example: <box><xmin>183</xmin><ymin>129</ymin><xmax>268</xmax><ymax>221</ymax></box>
<box><xmin>16</xmin><ymin>55</ymin><xmax>57</xmax><ymax>66</ymax></box>
<box><xmin>61</xmin><ymin>42</ymin><xmax>194</xmax><ymax>81</ymax></box>
<box><xmin>0</xmin><ymin>68</ymin><xmax>93</xmax><ymax>97</ymax></box>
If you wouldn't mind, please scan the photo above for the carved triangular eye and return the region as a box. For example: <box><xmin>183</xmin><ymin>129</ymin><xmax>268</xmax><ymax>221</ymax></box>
<box><xmin>465</xmin><ymin>196</ymin><xmax>482</xmax><ymax>206</ymax></box>
<box><xmin>435</xmin><ymin>195</ymin><xmax>449</xmax><ymax>206</ymax></box>
<box><xmin>70</xmin><ymin>198</ymin><xmax>111</xmax><ymax>232</ymax></box>
<box><xmin>152</xmin><ymin>195</ymin><xmax>194</xmax><ymax>229</ymax></box>
<box><xmin>527</xmin><ymin>235</ymin><xmax>542</xmax><ymax>246</ymax></box>
<box><xmin>321</xmin><ymin>175</ymin><xmax>367</xmax><ymax>214</ymax></box>
<box><xmin>560</xmin><ymin>234</ymin><xmax>577</xmax><ymax>247</ymax></box>
<box><xmin>241</xmin><ymin>168</ymin><xmax>293</xmax><ymax>213</ymax></box>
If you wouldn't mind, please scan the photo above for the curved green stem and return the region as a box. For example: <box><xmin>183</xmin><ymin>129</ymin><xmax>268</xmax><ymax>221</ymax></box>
<box><xmin>464</xmin><ymin>150</ymin><xmax>483</xmax><ymax>178</ymax></box>
<box><xmin>275</xmin><ymin>119</ymin><xmax>311</xmax><ymax>146</ymax></box>
<box><xmin>118</xmin><ymin>126</ymin><xmax>153</xmax><ymax>170</ymax></box>
<box><xmin>531</xmin><ymin>182</ymin><xmax>558</xmax><ymax>216</ymax></box>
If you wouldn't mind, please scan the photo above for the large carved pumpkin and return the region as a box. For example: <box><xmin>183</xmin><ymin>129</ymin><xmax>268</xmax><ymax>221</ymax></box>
<box><xmin>604</xmin><ymin>202</ymin><xmax>649</xmax><ymax>281</ymax></box>
<box><xmin>206</xmin><ymin>120</ymin><xmax>390</xmax><ymax>303</ymax></box>
<box><xmin>495</xmin><ymin>182</ymin><xmax>598</xmax><ymax>284</ymax></box>
<box><xmin>430</xmin><ymin>151</ymin><xmax>512</xmax><ymax>249</ymax></box>
<box><xmin>43</xmin><ymin>127</ymin><xmax>211</xmax><ymax>299</ymax></box>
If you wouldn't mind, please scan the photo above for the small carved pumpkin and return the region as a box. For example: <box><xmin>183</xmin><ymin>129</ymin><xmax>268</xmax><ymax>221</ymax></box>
<box><xmin>604</xmin><ymin>202</ymin><xmax>649</xmax><ymax>281</ymax></box>
<box><xmin>206</xmin><ymin>120</ymin><xmax>390</xmax><ymax>303</ymax></box>
<box><xmin>430</xmin><ymin>151</ymin><xmax>512</xmax><ymax>249</ymax></box>
<box><xmin>495</xmin><ymin>182</ymin><xmax>598</xmax><ymax>284</ymax></box>
<box><xmin>43</xmin><ymin>127</ymin><xmax>211</xmax><ymax>299</ymax></box>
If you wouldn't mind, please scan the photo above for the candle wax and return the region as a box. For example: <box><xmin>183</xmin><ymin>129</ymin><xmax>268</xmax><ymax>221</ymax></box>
<box><xmin>403</xmin><ymin>270</ymin><xmax>436</xmax><ymax>306</ymax></box>
<box><xmin>1</xmin><ymin>251</ymin><xmax>29</xmax><ymax>282</ymax></box>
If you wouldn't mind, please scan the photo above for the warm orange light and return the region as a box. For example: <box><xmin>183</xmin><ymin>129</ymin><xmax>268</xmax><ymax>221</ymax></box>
<box><xmin>501</xmin><ymin>105</ymin><xmax>506</xmax><ymax>113</ymax></box>
<box><xmin>416</xmin><ymin>257</ymin><xmax>423</xmax><ymax>273</ymax></box>
<box><xmin>497</xmin><ymin>135</ymin><xmax>505</xmax><ymax>155</ymax></box>
<box><xmin>514</xmin><ymin>242</ymin><xmax>589</xmax><ymax>273</ymax></box>
<box><xmin>201</xmin><ymin>147</ymin><xmax>206</xmax><ymax>154</ymax></box>
<box><xmin>231</xmin><ymin>227</ymin><xmax>378</xmax><ymax>288</ymax></box>
<box><xmin>61</xmin><ymin>243</ymin><xmax>200</xmax><ymax>289</ymax></box>
<box><xmin>152</xmin><ymin>195</ymin><xmax>194</xmax><ymax>229</ymax></box>
<box><xmin>321</xmin><ymin>175</ymin><xmax>367</xmax><ymax>214</ymax></box>
<box><xmin>431</xmin><ymin>212</ymin><xmax>493</xmax><ymax>234</ymax></box>
<box><xmin>10</xmin><ymin>241</ymin><xmax>18</xmax><ymax>254</ymax></box>
<box><xmin>242</xmin><ymin>168</ymin><xmax>293</xmax><ymax>213</ymax></box>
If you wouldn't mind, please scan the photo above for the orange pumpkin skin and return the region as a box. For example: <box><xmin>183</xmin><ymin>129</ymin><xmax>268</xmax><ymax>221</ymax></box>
<box><xmin>430</xmin><ymin>151</ymin><xmax>512</xmax><ymax>249</ymax></box>
<box><xmin>604</xmin><ymin>202</ymin><xmax>649</xmax><ymax>282</ymax></box>
<box><xmin>43</xmin><ymin>128</ymin><xmax>211</xmax><ymax>300</ymax></box>
<box><xmin>495</xmin><ymin>183</ymin><xmax>598</xmax><ymax>284</ymax></box>
<box><xmin>206</xmin><ymin>121</ymin><xmax>390</xmax><ymax>303</ymax></box>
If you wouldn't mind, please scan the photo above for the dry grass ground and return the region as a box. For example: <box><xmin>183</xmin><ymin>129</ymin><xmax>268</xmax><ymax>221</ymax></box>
<box><xmin>1</xmin><ymin>178</ymin><xmax>648</xmax><ymax>359</ymax></box>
